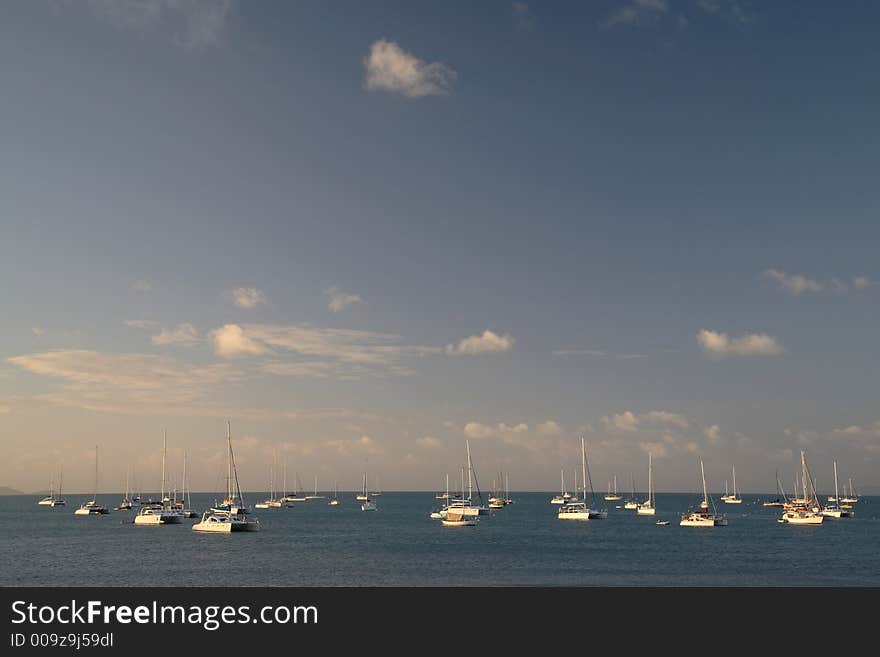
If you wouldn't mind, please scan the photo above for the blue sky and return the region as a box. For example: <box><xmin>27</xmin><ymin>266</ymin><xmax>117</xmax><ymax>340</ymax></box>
<box><xmin>1</xmin><ymin>1</ymin><xmax>878</xmax><ymax>495</ymax></box>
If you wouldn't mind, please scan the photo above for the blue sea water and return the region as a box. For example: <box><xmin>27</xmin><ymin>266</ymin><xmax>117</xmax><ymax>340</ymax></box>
<box><xmin>1</xmin><ymin>493</ymin><xmax>877</xmax><ymax>586</ymax></box>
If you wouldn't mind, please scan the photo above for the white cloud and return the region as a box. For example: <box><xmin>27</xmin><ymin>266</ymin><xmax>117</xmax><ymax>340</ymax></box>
<box><xmin>763</xmin><ymin>269</ymin><xmax>822</xmax><ymax>295</ymax></box>
<box><xmin>462</xmin><ymin>421</ymin><xmax>550</xmax><ymax>451</ymax></box>
<box><xmin>131</xmin><ymin>279</ymin><xmax>152</xmax><ymax>293</ymax></box>
<box><xmin>324</xmin><ymin>287</ymin><xmax>364</xmax><ymax>313</ymax></box>
<box><xmin>416</xmin><ymin>436</ymin><xmax>442</xmax><ymax>449</ymax></box>
<box><xmin>32</xmin><ymin>327</ymin><xmax>45</xmax><ymax>336</ymax></box>
<box><xmin>537</xmin><ymin>420</ymin><xmax>562</xmax><ymax>436</ymax></box>
<box><xmin>232</xmin><ymin>287</ymin><xmax>267</xmax><ymax>309</ymax></box>
<box><xmin>211</xmin><ymin>324</ymin><xmax>270</xmax><ymax>357</ymax></box>
<box><xmin>7</xmin><ymin>349</ymin><xmax>242</xmax><ymax>410</ymax></box>
<box><xmin>602</xmin><ymin>411</ymin><xmax>640</xmax><ymax>433</ymax></box>
<box><xmin>364</xmin><ymin>39</ymin><xmax>457</xmax><ymax>98</ymax></box>
<box><xmin>81</xmin><ymin>0</ymin><xmax>231</xmax><ymax>49</ymax></box>
<box><xmin>697</xmin><ymin>329</ymin><xmax>783</xmax><ymax>357</ymax></box>
<box><xmin>124</xmin><ymin>319</ymin><xmax>159</xmax><ymax>329</ymax></box>
<box><xmin>602</xmin><ymin>0</ymin><xmax>668</xmax><ymax>29</ymax></box>
<box><xmin>602</xmin><ymin>410</ymin><xmax>688</xmax><ymax>433</ymax></box>
<box><xmin>151</xmin><ymin>323</ymin><xmax>199</xmax><ymax>346</ymax></box>
<box><xmin>853</xmin><ymin>276</ymin><xmax>875</xmax><ymax>289</ymax></box>
<box><xmin>704</xmin><ymin>424</ymin><xmax>721</xmax><ymax>444</ymax></box>
<box><xmin>446</xmin><ymin>330</ymin><xmax>514</xmax><ymax>355</ymax></box>
<box><xmin>644</xmin><ymin>411</ymin><xmax>689</xmax><ymax>429</ymax></box>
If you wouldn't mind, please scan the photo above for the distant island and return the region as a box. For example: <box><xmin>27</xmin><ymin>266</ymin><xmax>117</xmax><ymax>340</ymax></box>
<box><xmin>0</xmin><ymin>486</ymin><xmax>25</xmax><ymax>495</ymax></box>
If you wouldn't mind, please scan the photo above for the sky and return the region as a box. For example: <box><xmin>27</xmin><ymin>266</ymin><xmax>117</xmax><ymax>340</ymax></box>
<box><xmin>1</xmin><ymin>1</ymin><xmax>878</xmax><ymax>496</ymax></box>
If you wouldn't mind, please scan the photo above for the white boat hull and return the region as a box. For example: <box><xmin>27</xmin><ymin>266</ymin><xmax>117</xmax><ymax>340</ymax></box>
<box><xmin>680</xmin><ymin>514</ymin><xmax>727</xmax><ymax>527</ymax></box>
<box><xmin>623</xmin><ymin>502</ymin><xmax>638</xmax><ymax>509</ymax></box>
<box><xmin>780</xmin><ymin>511</ymin><xmax>824</xmax><ymax>525</ymax></box>
<box><xmin>192</xmin><ymin>512</ymin><xmax>260</xmax><ymax>532</ymax></box>
<box><xmin>134</xmin><ymin>509</ymin><xmax>184</xmax><ymax>524</ymax></box>
<box><xmin>637</xmin><ymin>505</ymin><xmax>655</xmax><ymax>516</ymax></box>
<box><xmin>557</xmin><ymin>511</ymin><xmax>590</xmax><ymax>521</ymax></box>
<box><xmin>723</xmin><ymin>498</ymin><xmax>743</xmax><ymax>504</ymax></box>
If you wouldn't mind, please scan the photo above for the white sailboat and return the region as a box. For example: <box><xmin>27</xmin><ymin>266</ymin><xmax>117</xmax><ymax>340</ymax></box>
<box><xmin>174</xmin><ymin>451</ymin><xmax>198</xmax><ymax>517</ymax></box>
<box><xmin>439</xmin><ymin>441</ymin><xmax>488</xmax><ymax>517</ymax></box>
<box><xmin>623</xmin><ymin>473</ymin><xmax>638</xmax><ymax>510</ymax></box>
<box><xmin>550</xmin><ymin>468</ymin><xmax>569</xmax><ymax>504</ymax></box>
<box><xmin>680</xmin><ymin>460</ymin><xmax>728</xmax><ymax>527</ymax></box>
<box><xmin>255</xmin><ymin>449</ymin><xmax>283</xmax><ymax>509</ymax></box>
<box><xmin>305</xmin><ymin>475</ymin><xmax>325</xmax><ymax>500</ymax></box>
<box><xmin>558</xmin><ymin>437</ymin><xmax>593</xmax><ymax>521</ymax></box>
<box><xmin>328</xmin><ymin>482</ymin><xmax>340</xmax><ymax>506</ymax></box>
<box><xmin>821</xmin><ymin>461</ymin><xmax>854</xmax><ymax>519</ymax></box>
<box><xmin>779</xmin><ymin>451</ymin><xmax>824</xmax><ymax>525</ymax></box>
<box><xmin>193</xmin><ymin>421</ymin><xmax>260</xmax><ymax>533</ymax></box>
<box><xmin>360</xmin><ymin>472</ymin><xmax>377</xmax><ymax>511</ymax></box>
<box><xmin>840</xmin><ymin>478</ymin><xmax>858</xmax><ymax>504</ymax></box>
<box><xmin>724</xmin><ymin>466</ymin><xmax>742</xmax><ymax>504</ymax></box>
<box><xmin>114</xmin><ymin>465</ymin><xmax>133</xmax><ymax>510</ymax></box>
<box><xmin>721</xmin><ymin>480</ymin><xmax>730</xmax><ymax>501</ymax></box>
<box><xmin>370</xmin><ymin>475</ymin><xmax>382</xmax><ymax>497</ymax></box>
<box><xmin>74</xmin><ymin>446</ymin><xmax>109</xmax><ymax>515</ymax></box>
<box><xmin>135</xmin><ymin>431</ymin><xmax>184</xmax><ymax>525</ymax></box>
<box><xmin>637</xmin><ymin>453</ymin><xmax>656</xmax><ymax>515</ymax></box>
<box><xmin>604</xmin><ymin>475</ymin><xmax>622</xmax><ymax>501</ymax></box>
<box><xmin>504</xmin><ymin>472</ymin><xmax>513</xmax><ymax>505</ymax></box>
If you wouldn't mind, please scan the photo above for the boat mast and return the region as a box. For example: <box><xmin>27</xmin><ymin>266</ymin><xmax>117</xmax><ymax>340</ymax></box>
<box><xmin>466</xmin><ymin>440</ymin><xmax>473</xmax><ymax>501</ymax></box>
<box><xmin>581</xmin><ymin>437</ymin><xmax>587</xmax><ymax>508</ymax></box>
<box><xmin>93</xmin><ymin>445</ymin><xmax>99</xmax><ymax>503</ymax></box>
<box><xmin>648</xmin><ymin>452</ymin><xmax>653</xmax><ymax>505</ymax></box>
<box><xmin>700</xmin><ymin>460</ymin><xmax>708</xmax><ymax>509</ymax></box>
<box><xmin>162</xmin><ymin>429</ymin><xmax>167</xmax><ymax>503</ymax></box>
<box><xmin>59</xmin><ymin>466</ymin><xmax>63</xmax><ymax>500</ymax></box>
<box><xmin>833</xmin><ymin>461</ymin><xmax>839</xmax><ymax>505</ymax></box>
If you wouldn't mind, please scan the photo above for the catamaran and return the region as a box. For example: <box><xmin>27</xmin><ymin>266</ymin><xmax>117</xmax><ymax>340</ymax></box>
<box><xmin>840</xmin><ymin>478</ymin><xmax>859</xmax><ymax>504</ymax></box>
<box><xmin>604</xmin><ymin>475</ymin><xmax>622</xmax><ymax>501</ymax></box>
<box><xmin>305</xmin><ymin>475</ymin><xmax>325</xmax><ymax>500</ymax></box>
<box><xmin>74</xmin><ymin>445</ymin><xmax>109</xmax><ymax>515</ymax></box>
<box><xmin>38</xmin><ymin>468</ymin><xmax>66</xmax><ymax>507</ymax></box>
<box><xmin>680</xmin><ymin>460</ymin><xmax>728</xmax><ymax>527</ymax></box>
<box><xmin>134</xmin><ymin>431</ymin><xmax>184</xmax><ymax>525</ymax></box>
<box><xmin>558</xmin><ymin>437</ymin><xmax>594</xmax><ymax>521</ymax></box>
<box><xmin>360</xmin><ymin>472</ymin><xmax>377</xmax><ymax>511</ymax></box>
<box><xmin>193</xmin><ymin>422</ymin><xmax>260</xmax><ymax>533</ymax></box>
<box><xmin>637</xmin><ymin>453</ymin><xmax>656</xmax><ymax>515</ymax></box>
<box><xmin>821</xmin><ymin>461</ymin><xmax>854</xmax><ymax>519</ymax></box>
<box><xmin>779</xmin><ymin>451</ymin><xmax>824</xmax><ymax>525</ymax></box>
<box><xmin>723</xmin><ymin>466</ymin><xmax>742</xmax><ymax>504</ymax></box>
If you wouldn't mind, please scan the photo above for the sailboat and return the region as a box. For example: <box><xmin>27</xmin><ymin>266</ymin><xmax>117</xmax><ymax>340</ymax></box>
<box><xmin>724</xmin><ymin>466</ymin><xmax>743</xmax><ymax>504</ymax></box>
<box><xmin>623</xmin><ymin>473</ymin><xmax>639</xmax><ymax>510</ymax></box>
<box><xmin>74</xmin><ymin>445</ymin><xmax>109</xmax><ymax>515</ymax></box>
<box><xmin>488</xmin><ymin>476</ymin><xmax>505</xmax><ymax>509</ymax></box>
<box><xmin>436</xmin><ymin>473</ymin><xmax>451</xmax><ymax>500</ymax></box>
<box><xmin>721</xmin><ymin>480</ymin><xmax>730</xmax><ymax>501</ymax></box>
<box><xmin>778</xmin><ymin>451</ymin><xmax>824</xmax><ymax>525</ymax></box>
<box><xmin>439</xmin><ymin>441</ymin><xmax>488</xmax><ymax>517</ymax></box>
<box><xmin>256</xmin><ymin>449</ymin><xmax>283</xmax><ymax>509</ymax></box>
<box><xmin>115</xmin><ymin>465</ymin><xmax>133</xmax><ymax>510</ymax></box>
<box><xmin>192</xmin><ymin>421</ymin><xmax>260</xmax><ymax>532</ymax></box>
<box><xmin>305</xmin><ymin>475</ymin><xmax>325</xmax><ymax>500</ymax></box>
<box><xmin>441</xmin><ymin>467</ymin><xmax>478</xmax><ymax>526</ymax></box>
<box><xmin>173</xmin><ymin>451</ymin><xmax>198</xmax><ymax>517</ymax></box>
<box><xmin>558</xmin><ymin>437</ymin><xmax>593</xmax><ymax>521</ymax></box>
<box><xmin>431</xmin><ymin>474</ymin><xmax>451</xmax><ymax>518</ymax></box>
<box><xmin>637</xmin><ymin>453</ymin><xmax>656</xmax><ymax>515</ymax></box>
<box><xmin>550</xmin><ymin>469</ymin><xmax>570</xmax><ymax>504</ymax></box>
<box><xmin>285</xmin><ymin>472</ymin><xmax>308</xmax><ymax>502</ymax></box>
<box><xmin>840</xmin><ymin>478</ymin><xmax>859</xmax><ymax>504</ymax></box>
<box><xmin>762</xmin><ymin>470</ymin><xmax>786</xmax><ymax>507</ymax></box>
<box><xmin>680</xmin><ymin>460</ymin><xmax>728</xmax><ymax>527</ymax></box>
<box><xmin>504</xmin><ymin>472</ymin><xmax>513</xmax><ymax>505</ymax></box>
<box><xmin>604</xmin><ymin>475</ymin><xmax>622</xmax><ymax>501</ymax></box>
<box><xmin>134</xmin><ymin>431</ymin><xmax>184</xmax><ymax>525</ymax></box>
<box><xmin>370</xmin><ymin>475</ymin><xmax>382</xmax><ymax>497</ymax></box>
<box><xmin>821</xmin><ymin>461</ymin><xmax>854</xmax><ymax>519</ymax></box>
<box><xmin>38</xmin><ymin>467</ymin><xmax>66</xmax><ymax>507</ymax></box>
<box><xmin>360</xmin><ymin>472</ymin><xmax>377</xmax><ymax>511</ymax></box>
<box><xmin>328</xmin><ymin>482</ymin><xmax>340</xmax><ymax>506</ymax></box>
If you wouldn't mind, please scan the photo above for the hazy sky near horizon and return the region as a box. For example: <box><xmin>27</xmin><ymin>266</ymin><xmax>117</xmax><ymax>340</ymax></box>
<box><xmin>1</xmin><ymin>1</ymin><xmax>878</xmax><ymax>496</ymax></box>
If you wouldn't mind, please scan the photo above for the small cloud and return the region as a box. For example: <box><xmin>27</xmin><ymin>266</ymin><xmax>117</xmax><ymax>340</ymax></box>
<box><xmin>232</xmin><ymin>287</ymin><xmax>267</xmax><ymax>309</ymax></box>
<box><xmin>704</xmin><ymin>424</ymin><xmax>721</xmax><ymax>444</ymax></box>
<box><xmin>853</xmin><ymin>276</ymin><xmax>875</xmax><ymax>289</ymax></box>
<box><xmin>124</xmin><ymin>319</ymin><xmax>159</xmax><ymax>329</ymax></box>
<box><xmin>697</xmin><ymin>329</ymin><xmax>783</xmax><ymax>357</ymax></box>
<box><xmin>763</xmin><ymin>269</ymin><xmax>822</xmax><ymax>295</ymax></box>
<box><xmin>537</xmin><ymin>420</ymin><xmax>562</xmax><ymax>436</ymax></box>
<box><xmin>211</xmin><ymin>324</ymin><xmax>270</xmax><ymax>357</ymax></box>
<box><xmin>446</xmin><ymin>330</ymin><xmax>514</xmax><ymax>355</ymax></box>
<box><xmin>602</xmin><ymin>411</ymin><xmax>640</xmax><ymax>433</ymax></box>
<box><xmin>512</xmin><ymin>2</ymin><xmax>534</xmax><ymax>29</ymax></box>
<box><xmin>32</xmin><ymin>327</ymin><xmax>45</xmax><ymax>336</ymax></box>
<box><xmin>601</xmin><ymin>0</ymin><xmax>668</xmax><ymax>29</ymax></box>
<box><xmin>151</xmin><ymin>323</ymin><xmax>199</xmax><ymax>347</ymax></box>
<box><xmin>416</xmin><ymin>436</ymin><xmax>442</xmax><ymax>449</ymax></box>
<box><xmin>364</xmin><ymin>39</ymin><xmax>456</xmax><ymax>98</ymax></box>
<box><xmin>325</xmin><ymin>287</ymin><xmax>365</xmax><ymax>313</ymax></box>
<box><xmin>131</xmin><ymin>280</ymin><xmax>152</xmax><ymax>293</ymax></box>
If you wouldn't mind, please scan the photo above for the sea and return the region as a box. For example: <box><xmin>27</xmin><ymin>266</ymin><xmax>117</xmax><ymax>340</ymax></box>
<box><xmin>2</xmin><ymin>493</ymin><xmax>877</xmax><ymax>586</ymax></box>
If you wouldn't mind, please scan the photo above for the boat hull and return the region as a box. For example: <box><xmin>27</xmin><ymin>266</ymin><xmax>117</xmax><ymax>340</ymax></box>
<box><xmin>637</xmin><ymin>505</ymin><xmax>656</xmax><ymax>516</ymax></box>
